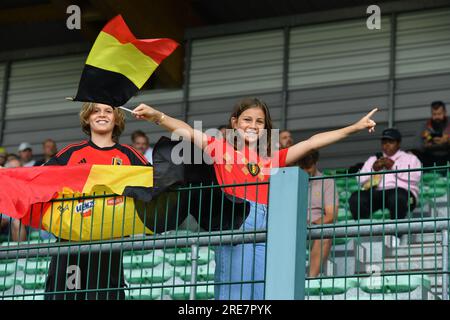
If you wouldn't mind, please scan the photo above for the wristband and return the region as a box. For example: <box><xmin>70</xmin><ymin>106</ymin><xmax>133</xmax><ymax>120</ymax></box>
<box><xmin>155</xmin><ymin>112</ymin><xmax>166</xmax><ymax>125</ymax></box>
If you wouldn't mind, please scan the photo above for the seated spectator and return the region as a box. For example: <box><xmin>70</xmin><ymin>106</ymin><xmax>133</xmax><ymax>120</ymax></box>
<box><xmin>0</xmin><ymin>147</ymin><xmax>6</xmax><ymax>167</ymax></box>
<box><xmin>420</xmin><ymin>101</ymin><xmax>450</xmax><ymax>169</ymax></box>
<box><xmin>35</xmin><ymin>139</ymin><xmax>58</xmax><ymax>166</ymax></box>
<box><xmin>299</xmin><ymin>149</ymin><xmax>338</xmax><ymax>277</ymax></box>
<box><xmin>279</xmin><ymin>130</ymin><xmax>294</xmax><ymax>149</ymax></box>
<box><xmin>18</xmin><ymin>142</ymin><xmax>36</xmax><ymax>167</ymax></box>
<box><xmin>131</xmin><ymin>130</ymin><xmax>153</xmax><ymax>164</ymax></box>
<box><xmin>349</xmin><ymin>128</ymin><xmax>422</xmax><ymax>220</ymax></box>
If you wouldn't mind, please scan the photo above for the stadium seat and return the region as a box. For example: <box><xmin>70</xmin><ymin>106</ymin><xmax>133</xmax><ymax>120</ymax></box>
<box><xmin>336</xmin><ymin>179</ymin><xmax>358</xmax><ymax>189</ymax></box>
<box><xmin>337</xmin><ymin>208</ymin><xmax>353</xmax><ymax>222</ymax></box>
<box><xmin>22</xmin><ymin>258</ymin><xmax>51</xmax><ymax>274</ymax></box>
<box><xmin>0</xmin><ymin>276</ymin><xmax>16</xmax><ymax>291</ymax></box>
<box><xmin>372</xmin><ymin>208</ymin><xmax>390</xmax><ymax>220</ymax></box>
<box><xmin>169</xmin><ymin>284</ymin><xmax>214</xmax><ymax>300</ymax></box>
<box><xmin>126</xmin><ymin>287</ymin><xmax>163</xmax><ymax>300</ymax></box>
<box><xmin>339</xmin><ymin>191</ymin><xmax>352</xmax><ymax>203</ymax></box>
<box><xmin>422</xmin><ymin>172</ymin><xmax>442</xmax><ymax>184</ymax></box>
<box><xmin>175</xmin><ymin>264</ymin><xmax>215</xmax><ymax>282</ymax></box>
<box><xmin>0</xmin><ymin>260</ymin><xmax>18</xmax><ymax>277</ymax></box>
<box><xmin>166</xmin><ymin>252</ymin><xmax>191</xmax><ymax>267</ymax></box>
<box><xmin>20</xmin><ymin>274</ymin><xmax>46</xmax><ymax>290</ymax></box>
<box><xmin>422</xmin><ymin>186</ymin><xmax>447</xmax><ymax>199</ymax></box>
<box><xmin>124</xmin><ymin>267</ymin><xmax>174</xmax><ymax>284</ymax></box>
<box><xmin>359</xmin><ymin>274</ymin><xmax>430</xmax><ymax>294</ymax></box>
<box><xmin>305</xmin><ymin>277</ymin><xmax>359</xmax><ymax>295</ymax></box>
<box><xmin>122</xmin><ymin>253</ymin><xmax>164</xmax><ymax>269</ymax></box>
<box><xmin>197</xmin><ymin>248</ymin><xmax>215</xmax><ymax>265</ymax></box>
<box><xmin>28</xmin><ymin>231</ymin><xmax>42</xmax><ymax>241</ymax></box>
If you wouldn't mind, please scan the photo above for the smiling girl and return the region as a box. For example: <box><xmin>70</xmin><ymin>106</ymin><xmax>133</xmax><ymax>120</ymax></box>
<box><xmin>133</xmin><ymin>97</ymin><xmax>377</xmax><ymax>300</ymax></box>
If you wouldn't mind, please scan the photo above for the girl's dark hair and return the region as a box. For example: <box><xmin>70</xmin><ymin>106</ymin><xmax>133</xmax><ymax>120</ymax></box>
<box><xmin>227</xmin><ymin>97</ymin><xmax>273</xmax><ymax>157</ymax></box>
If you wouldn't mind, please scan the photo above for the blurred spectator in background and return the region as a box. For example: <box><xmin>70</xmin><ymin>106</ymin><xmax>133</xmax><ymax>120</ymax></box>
<box><xmin>349</xmin><ymin>128</ymin><xmax>421</xmax><ymax>220</ymax></box>
<box><xmin>299</xmin><ymin>149</ymin><xmax>338</xmax><ymax>277</ymax></box>
<box><xmin>279</xmin><ymin>130</ymin><xmax>294</xmax><ymax>149</ymax></box>
<box><xmin>0</xmin><ymin>158</ymin><xmax>27</xmax><ymax>241</ymax></box>
<box><xmin>5</xmin><ymin>154</ymin><xmax>21</xmax><ymax>168</ymax></box>
<box><xmin>217</xmin><ymin>125</ymin><xmax>228</xmax><ymax>138</ymax></box>
<box><xmin>35</xmin><ymin>139</ymin><xmax>58</xmax><ymax>166</ymax></box>
<box><xmin>18</xmin><ymin>142</ymin><xmax>36</xmax><ymax>167</ymax></box>
<box><xmin>420</xmin><ymin>101</ymin><xmax>450</xmax><ymax>169</ymax></box>
<box><xmin>131</xmin><ymin>130</ymin><xmax>152</xmax><ymax>164</ymax></box>
<box><xmin>0</xmin><ymin>147</ymin><xmax>6</xmax><ymax>167</ymax></box>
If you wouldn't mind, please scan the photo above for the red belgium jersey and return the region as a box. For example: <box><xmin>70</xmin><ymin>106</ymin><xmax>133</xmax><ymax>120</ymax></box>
<box><xmin>205</xmin><ymin>136</ymin><xmax>288</xmax><ymax>205</ymax></box>
<box><xmin>45</xmin><ymin>140</ymin><xmax>148</xmax><ymax>166</ymax></box>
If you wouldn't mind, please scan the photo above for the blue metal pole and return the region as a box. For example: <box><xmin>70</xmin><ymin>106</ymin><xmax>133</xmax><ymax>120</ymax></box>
<box><xmin>265</xmin><ymin>166</ymin><xmax>309</xmax><ymax>299</ymax></box>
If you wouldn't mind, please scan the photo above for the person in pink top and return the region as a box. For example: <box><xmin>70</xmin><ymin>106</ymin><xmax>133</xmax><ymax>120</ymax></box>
<box><xmin>349</xmin><ymin>128</ymin><xmax>422</xmax><ymax>220</ymax></box>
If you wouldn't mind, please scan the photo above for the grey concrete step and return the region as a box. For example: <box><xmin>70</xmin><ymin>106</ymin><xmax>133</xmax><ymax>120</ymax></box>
<box><xmin>409</xmin><ymin>232</ymin><xmax>443</xmax><ymax>244</ymax></box>
<box><xmin>306</xmin><ymin>286</ymin><xmax>436</xmax><ymax>300</ymax></box>
<box><xmin>386</xmin><ymin>243</ymin><xmax>443</xmax><ymax>257</ymax></box>
<box><xmin>375</xmin><ymin>256</ymin><xmax>442</xmax><ymax>272</ymax></box>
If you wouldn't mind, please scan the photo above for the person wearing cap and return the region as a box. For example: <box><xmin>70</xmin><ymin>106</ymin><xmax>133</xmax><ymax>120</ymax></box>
<box><xmin>421</xmin><ymin>101</ymin><xmax>450</xmax><ymax>169</ymax></box>
<box><xmin>17</xmin><ymin>142</ymin><xmax>36</xmax><ymax>167</ymax></box>
<box><xmin>349</xmin><ymin>128</ymin><xmax>422</xmax><ymax>220</ymax></box>
<box><xmin>0</xmin><ymin>147</ymin><xmax>6</xmax><ymax>167</ymax></box>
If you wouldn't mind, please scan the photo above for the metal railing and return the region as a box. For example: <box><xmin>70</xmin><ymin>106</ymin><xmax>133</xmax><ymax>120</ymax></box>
<box><xmin>0</xmin><ymin>165</ymin><xmax>449</xmax><ymax>300</ymax></box>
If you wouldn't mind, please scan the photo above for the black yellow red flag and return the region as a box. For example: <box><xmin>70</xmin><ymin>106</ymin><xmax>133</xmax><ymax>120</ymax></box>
<box><xmin>72</xmin><ymin>15</ymin><xmax>179</xmax><ymax>106</ymax></box>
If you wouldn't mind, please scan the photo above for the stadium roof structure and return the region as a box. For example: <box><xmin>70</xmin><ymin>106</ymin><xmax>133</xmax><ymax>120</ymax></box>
<box><xmin>0</xmin><ymin>0</ymin><xmax>449</xmax><ymax>89</ymax></box>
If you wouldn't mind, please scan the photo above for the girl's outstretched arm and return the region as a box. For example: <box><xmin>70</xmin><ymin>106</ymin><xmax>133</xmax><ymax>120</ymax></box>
<box><xmin>285</xmin><ymin>108</ymin><xmax>378</xmax><ymax>166</ymax></box>
<box><xmin>132</xmin><ymin>103</ymin><xmax>208</xmax><ymax>150</ymax></box>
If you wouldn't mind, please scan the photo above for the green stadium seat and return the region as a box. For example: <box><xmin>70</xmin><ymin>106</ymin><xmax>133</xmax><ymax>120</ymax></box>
<box><xmin>332</xmin><ymin>237</ymin><xmax>350</xmax><ymax>245</ymax></box>
<box><xmin>305</xmin><ymin>277</ymin><xmax>358</xmax><ymax>295</ymax></box>
<box><xmin>422</xmin><ymin>172</ymin><xmax>442</xmax><ymax>184</ymax></box>
<box><xmin>430</xmin><ymin>177</ymin><xmax>448</xmax><ymax>188</ymax></box>
<box><xmin>0</xmin><ymin>260</ymin><xmax>18</xmax><ymax>276</ymax></box>
<box><xmin>347</xmin><ymin>184</ymin><xmax>360</xmax><ymax>193</ymax></box>
<box><xmin>122</xmin><ymin>254</ymin><xmax>164</xmax><ymax>269</ymax></box>
<box><xmin>339</xmin><ymin>191</ymin><xmax>352</xmax><ymax>203</ymax></box>
<box><xmin>337</xmin><ymin>208</ymin><xmax>353</xmax><ymax>222</ymax></box>
<box><xmin>20</xmin><ymin>274</ymin><xmax>46</xmax><ymax>290</ymax></box>
<box><xmin>422</xmin><ymin>186</ymin><xmax>447</xmax><ymax>199</ymax></box>
<box><xmin>197</xmin><ymin>248</ymin><xmax>215</xmax><ymax>265</ymax></box>
<box><xmin>126</xmin><ymin>287</ymin><xmax>163</xmax><ymax>300</ymax></box>
<box><xmin>124</xmin><ymin>267</ymin><xmax>174</xmax><ymax>284</ymax></box>
<box><xmin>169</xmin><ymin>284</ymin><xmax>214</xmax><ymax>300</ymax></box>
<box><xmin>166</xmin><ymin>253</ymin><xmax>191</xmax><ymax>267</ymax></box>
<box><xmin>28</xmin><ymin>231</ymin><xmax>42</xmax><ymax>241</ymax></box>
<box><xmin>359</xmin><ymin>274</ymin><xmax>430</xmax><ymax>294</ymax></box>
<box><xmin>164</xmin><ymin>246</ymin><xmax>192</xmax><ymax>253</ymax></box>
<box><xmin>22</xmin><ymin>290</ymin><xmax>45</xmax><ymax>300</ymax></box>
<box><xmin>336</xmin><ymin>179</ymin><xmax>358</xmax><ymax>189</ymax></box>
<box><xmin>123</xmin><ymin>249</ymin><xmax>154</xmax><ymax>256</ymax></box>
<box><xmin>22</xmin><ymin>258</ymin><xmax>51</xmax><ymax>274</ymax></box>
<box><xmin>372</xmin><ymin>208</ymin><xmax>390</xmax><ymax>220</ymax></box>
<box><xmin>0</xmin><ymin>275</ymin><xmax>17</xmax><ymax>291</ymax></box>
<box><xmin>175</xmin><ymin>265</ymin><xmax>215</xmax><ymax>282</ymax></box>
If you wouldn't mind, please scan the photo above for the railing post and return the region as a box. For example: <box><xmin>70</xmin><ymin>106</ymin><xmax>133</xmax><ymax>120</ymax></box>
<box><xmin>265</xmin><ymin>166</ymin><xmax>309</xmax><ymax>299</ymax></box>
<box><xmin>442</xmin><ymin>229</ymin><xmax>448</xmax><ymax>300</ymax></box>
<box><xmin>189</xmin><ymin>243</ymin><xmax>199</xmax><ymax>300</ymax></box>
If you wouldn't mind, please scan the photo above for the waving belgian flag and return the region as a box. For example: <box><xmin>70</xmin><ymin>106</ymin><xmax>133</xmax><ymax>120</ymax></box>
<box><xmin>72</xmin><ymin>15</ymin><xmax>179</xmax><ymax>107</ymax></box>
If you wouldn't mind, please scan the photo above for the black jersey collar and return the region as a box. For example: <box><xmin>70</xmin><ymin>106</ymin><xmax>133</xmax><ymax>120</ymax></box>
<box><xmin>88</xmin><ymin>139</ymin><xmax>120</xmax><ymax>151</ymax></box>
